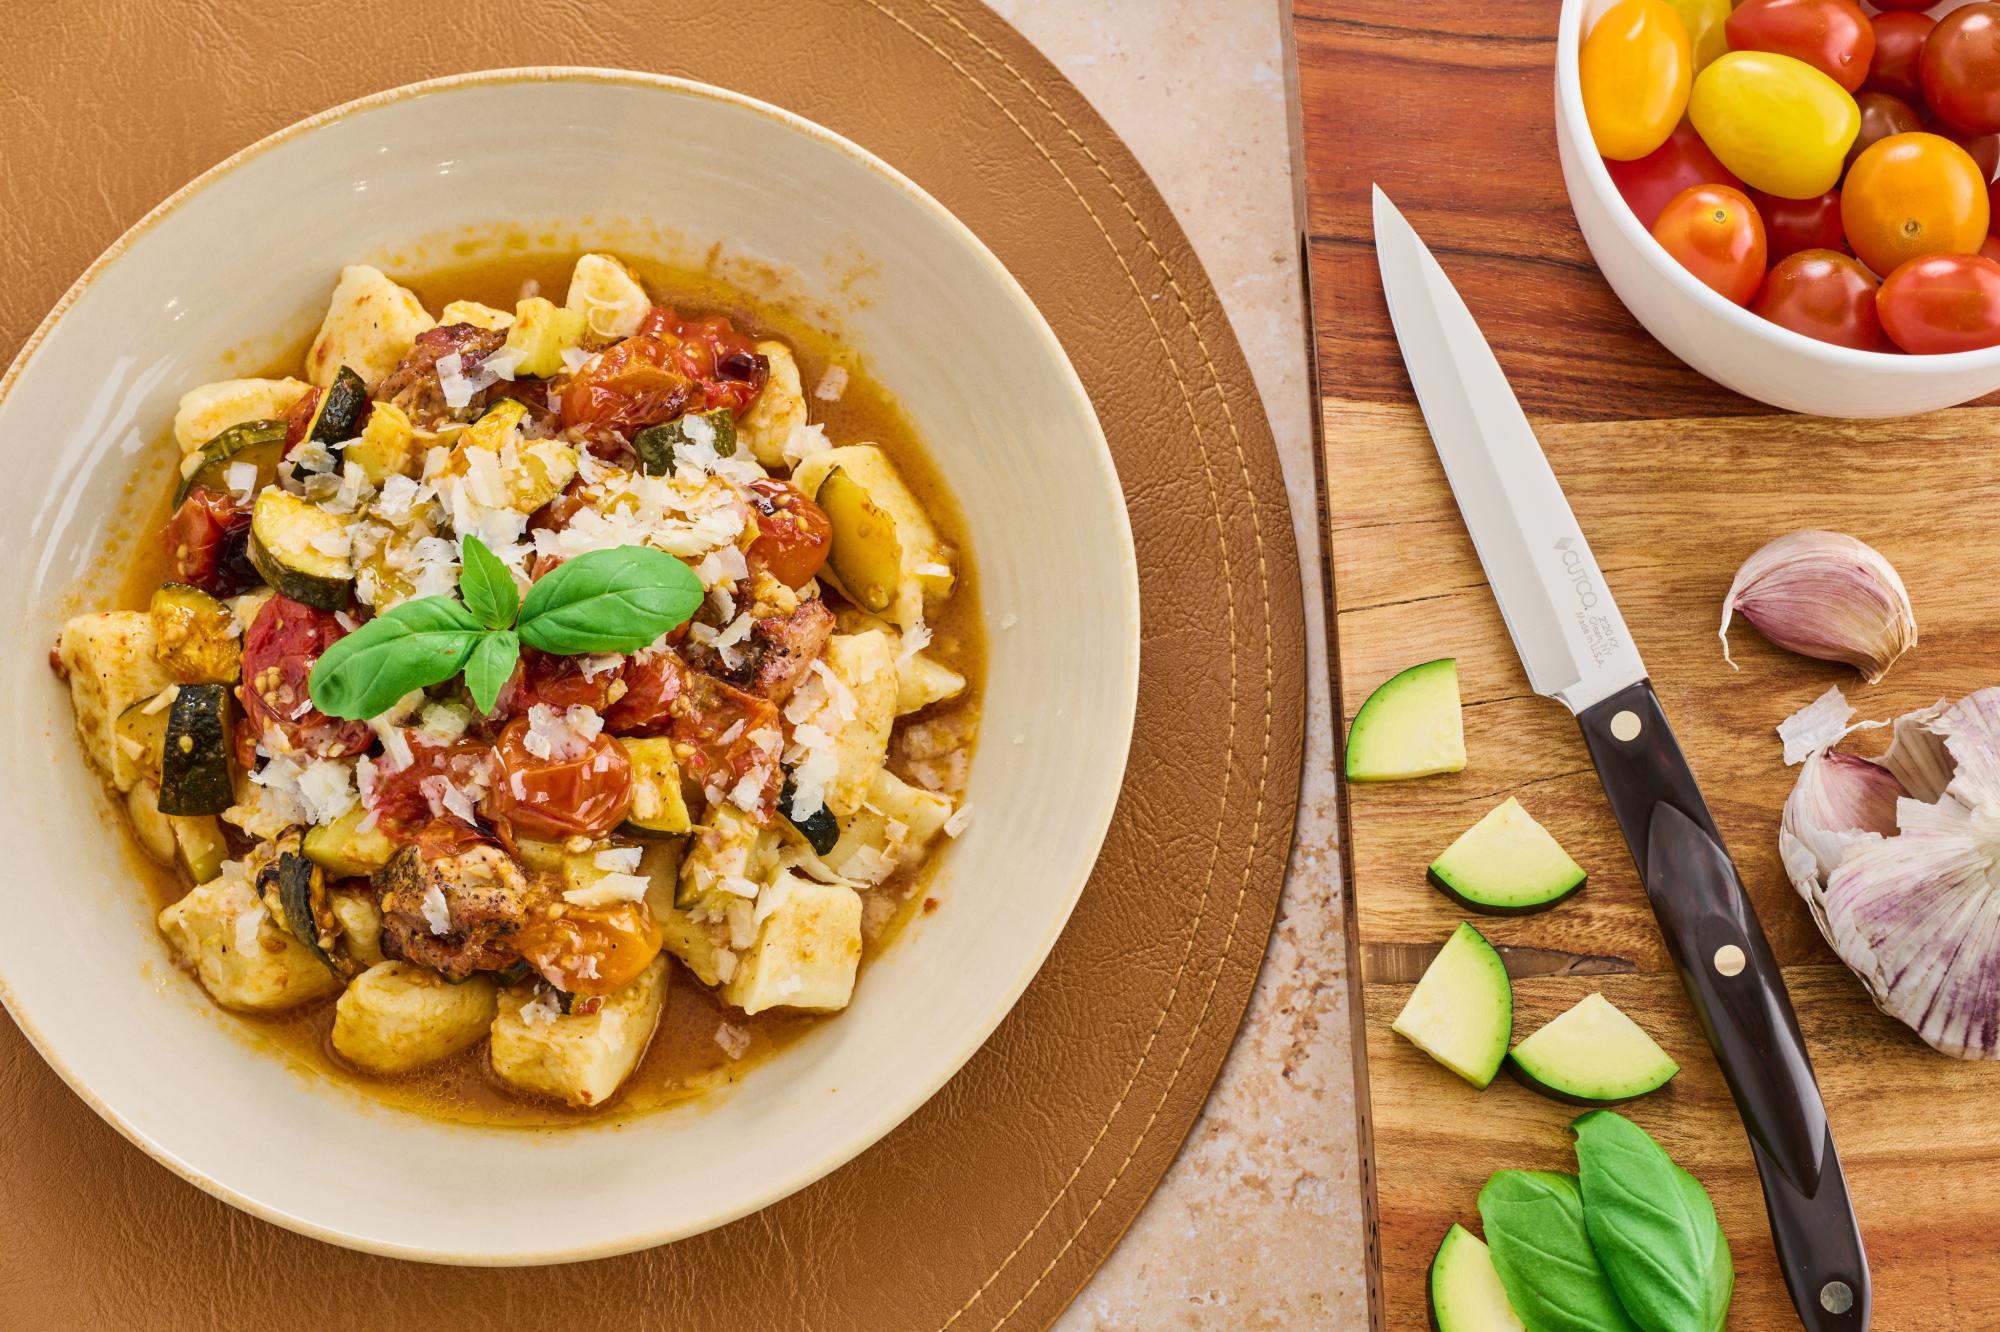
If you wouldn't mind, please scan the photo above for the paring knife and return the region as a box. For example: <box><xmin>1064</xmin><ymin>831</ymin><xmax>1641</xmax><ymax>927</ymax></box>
<box><xmin>1370</xmin><ymin>186</ymin><xmax>1870</xmax><ymax>1332</ymax></box>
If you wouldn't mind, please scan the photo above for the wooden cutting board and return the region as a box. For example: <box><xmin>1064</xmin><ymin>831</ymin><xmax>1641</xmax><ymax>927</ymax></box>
<box><xmin>1298</xmin><ymin>2</ymin><xmax>2000</xmax><ymax>1328</ymax></box>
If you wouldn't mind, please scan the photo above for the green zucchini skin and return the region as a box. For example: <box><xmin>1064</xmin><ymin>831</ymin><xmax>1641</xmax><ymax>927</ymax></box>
<box><xmin>256</xmin><ymin>829</ymin><xmax>346</xmax><ymax>977</ymax></box>
<box><xmin>158</xmin><ymin>684</ymin><xmax>234</xmax><ymax>816</ymax></box>
<box><xmin>175</xmin><ymin>419</ymin><xmax>288</xmax><ymax>506</ymax></box>
<box><xmin>1426</xmin><ymin>866</ymin><xmax>1587</xmax><ymax>917</ymax></box>
<box><xmin>312</xmin><ymin>367</ymin><xmax>368</xmax><ymax>446</ymax></box>
<box><xmin>633</xmin><ymin>408</ymin><xmax>737</xmax><ymax>476</ymax></box>
<box><xmin>782</xmin><ymin>773</ymin><xmax>840</xmax><ymax>855</ymax></box>
<box><xmin>247</xmin><ymin>490</ymin><xmax>354</xmax><ymax>610</ymax></box>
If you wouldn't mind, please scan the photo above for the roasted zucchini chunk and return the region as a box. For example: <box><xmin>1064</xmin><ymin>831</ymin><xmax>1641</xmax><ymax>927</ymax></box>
<box><xmin>158</xmin><ymin>683</ymin><xmax>233</xmax><ymax>816</ymax></box>
<box><xmin>502</xmin><ymin>296</ymin><xmax>586</xmax><ymax>377</ymax></box>
<box><xmin>247</xmin><ymin>489</ymin><xmax>354</xmax><ymax>609</ymax></box>
<box><xmin>633</xmin><ymin>408</ymin><xmax>736</xmax><ymax>476</ymax></box>
<box><xmin>794</xmin><ymin>444</ymin><xmax>952</xmax><ymax>627</ymax></box>
<box><xmin>302</xmin><ymin>807</ymin><xmax>397</xmax><ymax>878</ymax></box>
<box><xmin>115</xmin><ymin>689</ymin><xmax>173</xmax><ymax>783</ymax></box>
<box><xmin>780</xmin><ymin>771</ymin><xmax>839</xmax><ymax>855</ymax></box>
<box><xmin>618</xmin><ymin>737</ymin><xmax>693</xmax><ymax>837</ymax></box>
<box><xmin>150</xmin><ymin>583</ymin><xmax>241</xmax><ymax>684</ymax></box>
<box><xmin>308</xmin><ymin>366</ymin><xmax>368</xmax><ymax>447</ymax></box>
<box><xmin>175</xmin><ymin>418</ymin><xmax>288</xmax><ymax>506</ymax></box>
<box><xmin>342</xmin><ymin>400</ymin><xmax>418</xmax><ymax>485</ymax></box>
<box><xmin>811</xmin><ymin>466</ymin><xmax>901</xmax><ymax>614</ymax></box>
<box><xmin>255</xmin><ymin>827</ymin><xmax>350</xmax><ymax>978</ymax></box>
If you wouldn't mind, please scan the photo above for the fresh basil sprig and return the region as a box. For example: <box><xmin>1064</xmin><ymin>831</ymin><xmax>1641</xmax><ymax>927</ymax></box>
<box><xmin>1572</xmin><ymin>1111</ymin><xmax>1733</xmax><ymax>1332</ymax></box>
<box><xmin>1478</xmin><ymin>1170</ymin><xmax>1641</xmax><ymax>1332</ymax></box>
<box><xmin>308</xmin><ymin>538</ymin><xmax>702</xmax><ymax>721</ymax></box>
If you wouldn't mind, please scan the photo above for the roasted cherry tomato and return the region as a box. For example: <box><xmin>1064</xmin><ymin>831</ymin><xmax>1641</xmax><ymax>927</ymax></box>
<box><xmin>1606</xmin><ymin>119</ymin><xmax>1745</xmax><ymax>227</ymax></box>
<box><xmin>1690</xmin><ymin>51</ymin><xmax>1861</xmax><ymax>199</ymax></box>
<box><xmin>1753</xmin><ymin>249</ymin><xmax>1889</xmax><ymax>349</ymax></box>
<box><xmin>1992</xmin><ymin>177</ymin><xmax>2000</xmax><ymax>235</ymax></box>
<box><xmin>160</xmin><ymin>487</ymin><xmax>257</xmax><ymax>596</ymax></box>
<box><xmin>1842</xmin><ymin>132</ymin><xmax>1991</xmax><ymax>277</ymax></box>
<box><xmin>601</xmin><ymin>647</ymin><xmax>689</xmax><ymax>737</ymax></box>
<box><xmin>515</xmin><ymin>900</ymin><xmax>662</xmax><ymax>997</ymax></box>
<box><xmin>1847</xmin><ymin>92</ymin><xmax>1925</xmax><ymax>169</ymax></box>
<box><xmin>1751</xmin><ymin>188</ymin><xmax>1846</xmax><ymax>259</ymax></box>
<box><xmin>1667</xmin><ymin>0</ymin><xmax>1731</xmax><ymax>73</ymax></box>
<box><xmin>495</xmin><ymin>648</ymin><xmax>625</xmax><ymax>718</ymax></box>
<box><xmin>1582</xmin><ymin>0</ymin><xmax>1695</xmax><ymax>161</ymax></box>
<box><xmin>745</xmin><ymin>478</ymin><xmax>833</xmax><ymax>589</ymax></box>
<box><xmin>1878</xmin><ymin>252</ymin><xmax>2000</xmax><ymax>352</ymax></box>
<box><xmin>240</xmin><ymin>596</ymin><xmax>373</xmax><ymax>762</ymax></box>
<box><xmin>676</xmin><ymin>672</ymin><xmax>783</xmax><ymax>817</ymax></box>
<box><xmin>484</xmin><ymin>714</ymin><xmax>634</xmax><ymax>840</ymax></box>
<box><xmin>1921</xmin><ymin>3</ymin><xmax>2000</xmax><ymax>138</ymax></box>
<box><xmin>366</xmin><ymin>738</ymin><xmax>494</xmax><ymax>841</ymax></box>
<box><xmin>559</xmin><ymin>335</ymin><xmax>697</xmax><ymax>437</ymax></box>
<box><xmin>1726</xmin><ymin>0</ymin><xmax>1875</xmax><ymax>94</ymax></box>
<box><xmin>1864</xmin><ymin>11</ymin><xmax>1937</xmax><ymax>104</ymax></box>
<box><xmin>634</xmin><ymin>308</ymin><xmax>770</xmax><ymax>416</ymax></box>
<box><xmin>1653</xmin><ymin>184</ymin><xmax>1770</xmax><ymax>304</ymax></box>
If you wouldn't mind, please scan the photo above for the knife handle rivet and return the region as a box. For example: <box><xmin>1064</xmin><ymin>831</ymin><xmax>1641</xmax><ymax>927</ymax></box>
<box><xmin>1713</xmin><ymin>944</ymin><xmax>1747</xmax><ymax>977</ymax></box>
<box><xmin>1609</xmin><ymin>710</ymin><xmax>1642</xmax><ymax>742</ymax></box>
<box><xmin>1820</xmin><ymin>1281</ymin><xmax>1854</xmax><ymax>1314</ymax></box>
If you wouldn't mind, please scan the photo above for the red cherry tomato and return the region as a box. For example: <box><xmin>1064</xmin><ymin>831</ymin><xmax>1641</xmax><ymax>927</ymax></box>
<box><xmin>600</xmin><ymin>647</ymin><xmax>689</xmax><ymax>737</ymax></box>
<box><xmin>1871</xmin><ymin>0</ymin><xmax>1941</xmax><ymax>9</ymax></box>
<box><xmin>240</xmin><ymin>596</ymin><xmax>373</xmax><ymax>761</ymax></box>
<box><xmin>1877</xmin><ymin>253</ymin><xmax>2000</xmax><ymax>352</ymax></box>
<box><xmin>1991</xmin><ymin>176</ymin><xmax>2000</xmax><ymax>234</ymax></box>
<box><xmin>1929</xmin><ymin>118</ymin><xmax>2000</xmax><ymax>181</ymax></box>
<box><xmin>632</xmin><ymin>307</ymin><xmax>770</xmax><ymax>416</ymax></box>
<box><xmin>559</xmin><ymin>335</ymin><xmax>696</xmax><ymax>437</ymax></box>
<box><xmin>1753</xmin><ymin>249</ymin><xmax>1889</xmax><ymax>349</ymax></box>
<box><xmin>1653</xmin><ymin>184</ymin><xmax>1770</xmax><ymax>304</ymax></box>
<box><xmin>160</xmin><ymin>488</ymin><xmax>257</xmax><ymax>596</ymax></box>
<box><xmin>365</xmin><ymin>738</ymin><xmax>494</xmax><ymax>841</ymax></box>
<box><xmin>494</xmin><ymin>648</ymin><xmax>624</xmax><ymax>719</ymax></box>
<box><xmin>515</xmin><ymin>901</ymin><xmax>663</xmax><ymax>997</ymax></box>
<box><xmin>744</xmin><ymin>478</ymin><xmax>832</xmax><ymax>589</ymax></box>
<box><xmin>1726</xmin><ymin>0</ymin><xmax>1875</xmax><ymax>93</ymax></box>
<box><xmin>1751</xmin><ymin>189</ymin><xmax>1846</xmax><ymax>260</ymax></box>
<box><xmin>1983</xmin><ymin>235</ymin><xmax>2000</xmax><ymax>264</ymax></box>
<box><xmin>1922</xmin><ymin>4</ymin><xmax>2000</xmax><ymax>137</ymax></box>
<box><xmin>677</xmin><ymin>672</ymin><xmax>783</xmax><ymax>817</ymax></box>
<box><xmin>1605</xmin><ymin>119</ymin><xmax>1745</xmax><ymax>228</ymax></box>
<box><xmin>484</xmin><ymin>715</ymin><xmax>634</xmax><ymax>840</ymax></box>
<box><xmin>1848</xmin><ymin>92</ymin><xmax>1925</xmax><ymax>170</ymax></box>
<box><xmin>1865</xmin><ymin>11</ymin><xmax>1937</xmax><ymax>104</ymax></box>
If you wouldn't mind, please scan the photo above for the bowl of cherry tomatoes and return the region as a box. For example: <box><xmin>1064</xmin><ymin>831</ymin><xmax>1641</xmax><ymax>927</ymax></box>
<box><xmin>1556</xmin><ymin>0</ymin><xmax>2000</xmax><ymax>416</ymax></box>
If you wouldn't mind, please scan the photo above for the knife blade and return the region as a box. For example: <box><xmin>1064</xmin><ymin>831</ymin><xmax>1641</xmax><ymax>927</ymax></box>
<box><xmin>1371</xmin><ymin>186</ymin><xmax>1870</xmax><ymax>1332</ymax></box>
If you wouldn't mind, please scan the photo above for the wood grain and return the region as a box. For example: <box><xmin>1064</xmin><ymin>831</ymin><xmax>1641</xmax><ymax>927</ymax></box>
<box><xmin>1300</xmin><ymin>2</ymin><xmax>2000</xmax><ymax>1324</ymax></box>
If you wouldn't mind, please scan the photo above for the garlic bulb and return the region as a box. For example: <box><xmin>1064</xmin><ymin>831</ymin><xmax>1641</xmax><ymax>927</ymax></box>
<box><xmin>1779</xmin><ymin>687</ymin><xmax>2000</xmax><ymax>1058</ymax></box>
<box><xmin>1721</xmin><ymin>530</ymin><xmax>1916</xmax><ymax>683</ymax></box>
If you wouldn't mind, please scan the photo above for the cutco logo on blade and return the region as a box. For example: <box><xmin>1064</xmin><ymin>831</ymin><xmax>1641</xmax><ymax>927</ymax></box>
<box><xmin>1553</xmin><ymin>536</ymin><xmax>1598</xmax><ymax>610</ymax></box>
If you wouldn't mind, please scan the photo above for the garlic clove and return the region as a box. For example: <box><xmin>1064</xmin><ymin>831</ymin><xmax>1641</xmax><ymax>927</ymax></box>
<box><xmin>1784</xmin><ymin>749</ymin><xmax>1904</xmax><ymax>883</ymax></box>
<box><xmin>1720</xmin><ymin>529</ymin><xmax>1917</xmax><ymax>684</ymax></box>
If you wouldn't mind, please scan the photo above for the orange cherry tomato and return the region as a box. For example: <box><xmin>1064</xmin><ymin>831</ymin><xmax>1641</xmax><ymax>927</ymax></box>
<box><xmin>1753</xmin><ymin>249</ymin><xmax>1889</xmax><ymax>349</ymax></box>
<box><xmin>515</xmin><ymin>900</ymin><xmax>663</xmax><ymax>997</ymax></box>
<box><xmin>1841</xmin><ymin>132</ymin><xmax>1992</xmax><ymax>277</ymax></box>
<box><xmin>1877</xmin><ymin>253</ymin><xmax>2000</xmax><ymax>353</ymax></box>
<box><xmin>1652</xmin><ymin>184</ymin><xmax>1769</xmax><ymax>304</ymax></box>
<box><xmin>1726</xmin><ymin>0</ymin><xmax>1875</xmax><ymax>94</ymax></box>
<box><xmin>1582</xmin><ymin>0</ymin><xmax>1695</xmax><ymax>161</ymax></box>
<box><xmin>744</xmin><ymin>477</ymin><xmax>832</xmax><ymax>589</ymax></box>
<box><xmin>484</xmin><ymin>715</ymin><xmax>635</xmax><ymax>840</ymax></box>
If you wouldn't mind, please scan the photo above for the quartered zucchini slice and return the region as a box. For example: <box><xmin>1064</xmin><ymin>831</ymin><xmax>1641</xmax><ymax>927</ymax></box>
<box><xmin>633</xmin><ymin>407</ymin><xmax>737</xmax><ymax>476</ymax></box>
<box><xmin>781</xmin><ymin>772</ymin><xmax>839</xmax><ymax>856</ymax></box>
<box><xmin>617</xmin><ymin>737</ymin><xmax>693</xmax><ymax>837</ymax></box>
<box><xmin>257</xmin><ymin>828</ymin><xmax>349</xmax><ymax>978</ymax></box>
<box><xmin>115</xmin><ymin>688</ymin><xmax>175</xmax><ymax>781</ymax></box>
<box><xmin>290</xmin><ymin>365</ymin><xmax>368</xmax><ymax>477</ymax></box>
<box><xmin>175</xmin><ymin>418</ymin><xmax>288</xmax><ymax>505</ymax></box>
<box><xmin>173</xmin><ymin>816</ymin><xmax>228</xmax><ymax>884</ymax></box>
<box><xmin>248</xmin><ymin>489</ymin><xmax>354</xmax><ymax>609</ymax></box>
<box><xmin>150</xmin><ymin>583</ymin><xmax>242</xmax><ymax>684</ymax></box>
<box><xmin>302</xmin><ymin>807</ymin><xmax>398</xmax><ymax>878</ymax></box>
<box><xmin>158</xmin><ymin>683</ymin><xmax>233</xmax><ymax>816</ymax></box>
<box><xmin>815</xmin><ymin>465</ymin><xmax>901</xmax><ymax>614</ymax></box>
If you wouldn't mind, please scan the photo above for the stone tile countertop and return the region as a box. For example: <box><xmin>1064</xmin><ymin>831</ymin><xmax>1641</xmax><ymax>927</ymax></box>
<box><xmin>986</xmin><ymin>3</ymin><xmax>1367</xmax><ymax>1326</ymax></box>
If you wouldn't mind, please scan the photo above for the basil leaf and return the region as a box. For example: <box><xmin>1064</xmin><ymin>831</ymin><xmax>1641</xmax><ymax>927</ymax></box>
<box><xmin>458</xmin><ymin>534</ymin><xmax>520</xmax><ymax>631</ymax></box>
<box><xmin>517</xmin><ymin>544</ymin><xmax>703</xmax><ymax>655</ymax></box>
<box><xmin>307</xmin><ymin>597</ymin><xmax>484</xmax><ymax>721</ymax></box>
<box><xmin>463</xmin><ymin>629</ymin><xmax>520</xmax><ymax>716</ymax></box>
<box><xmin>1478</xmin><ymin>1170</ymin><xmax>1641</xmax><ymax>1332</ymax></box>
<box><xmin>1573</xmin><ymin>1111</ymin><xmax>1733</xmax><ymax>1332</ymax></box>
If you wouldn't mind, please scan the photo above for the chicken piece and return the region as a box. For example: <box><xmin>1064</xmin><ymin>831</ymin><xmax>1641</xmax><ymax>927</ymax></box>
<box><xmin>373</xmin><ymin>324</ymin><xmax>508</xmax><ymax>429</ymax></box>
<box><xmin>375</xmin><ymin>834</ymin><xmax>543</xmax><ymax>979</ymax></box>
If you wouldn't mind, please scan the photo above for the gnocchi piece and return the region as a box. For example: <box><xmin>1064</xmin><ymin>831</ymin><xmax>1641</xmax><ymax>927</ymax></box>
<box><xmin>489</xmin><ymin>956</ymin><xmax>669</xmax><ymax>1108</ymax></box>
<box><xmin>503</xmin><ymin>296</ymin><xmax>587</xmax><ymax>377</ymax></box>
<box><xmin>332</xmin><ymin>961</ymin><xmax>496</xmax><ymax>1074</ymax></box>
<box><xmin>679</xmin><ymin>803</ymin><xmax>778</xmax><ymax>909</ymax></box>
<box><xmin>57</xmin><ymin>611</ymin><xmax>176</xmax><ymax>792</ymax></box>
<box><xmin>305</xmin><ymin>264</ymin><xmax>436</xmax><ymax>389</ymax></box>
<box><xmin>821</xmin><ymin>630</ymin><xmax>899</xmax><ymax>817</ymax></box>
<box><xmin>720</xmin><ymin>872</ymin><xmax>863</xmax><ymax>1015</ymax></box>
<box><xmin>897</xmin><ymin>652</ymin><xmax>966</xmax><ymax>716</ymax></box>
<box><xmin>157</xmin><ymin>866</ymin><xmax>340</xmax><ymax>1012</ymax></box>
<box><xmin>737</xmin><ymin>340</ymin><xmax>807</xmax><ymax>466</ymax></box>
<box><xmin>564</xmin><ymin>253</ymin><xmax>649</xmax><ymax>342</ymax></box>
<box><xmin>124</xmin><ymin>779</ymin><xmax>178</xmax><ymax>865</ymax></box>
<box><xmin>821</xmin><ymin>769</ymin><xmax>953</xmax><ymax>882</ymax></box>
<box><xmin>793</xmin><ymin>444</ymin><xmax>952</xmax><ymax>627</ymax></box>
<box><xmin>340</xmin><ymin>400</ymin><xmax>419</xmax><ymax>485</ymax></box>
<box><xmin>328</xmin><ymin>888</ymin><xmax>386</xmax><ymax>967</ymax></box>
<box><xmin>172</xmin><ymin>377</ymin><xmax>314</xmax><ymax>455</ymax></box>
<box><xmin>439</xmin><ymin>299</ymin><xmax>515</xmax><ymax>330</ymax></box>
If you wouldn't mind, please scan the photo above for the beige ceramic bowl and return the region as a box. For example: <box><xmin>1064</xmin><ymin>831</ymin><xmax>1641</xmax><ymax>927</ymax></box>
<box><xmin>0</xmin><ymin>70</ymin><xmax>1138</xmax><ymax>1263</ymax></box>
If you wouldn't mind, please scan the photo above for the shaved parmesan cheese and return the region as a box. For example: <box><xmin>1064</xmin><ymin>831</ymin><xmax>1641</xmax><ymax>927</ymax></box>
<box><xmin>781</xmin><ymin>422</ymin><xmax>831</xmax><ymax>469</ymax></box>
<box><xmin>714</xmin><ymin>1022</ymin><xmax>752</xmax><ymax>1059</ymax></box>
<box><xmin>234</xmin><ymin>903</ymin><xmax>268</xmax><ymax>955</ymax></box>
<box><xmin>594</xmin><ymin>847</ymin><xmax>644</xmax><ymax>872</ymax></box>
<box><xmin>226</xmin><ymin>461</ymin><xmax>258</xmax><ymax>495</ymax></box>
<box><xmin>944</xmin><ymin>802</ymin><xmax>973</xmax><ymax>837</ymax></box>
<box><xmin>563</xmin><ymin>872</ymin><xmax>650</xmax><ymax>908</ymax></box>
<box><xmin>813</xmin><ymin>366</ymin><xmax>849</xmax><ymax>402</ymax></box>
<box><xmin>520</xmin><ymin>988</ymin><xmax>561</xmax><ymax>1026</ymax></box>
<box><xmin>420</xmin><ymin>882</ymin><xmax>452</xmax><ymax>936</ymax></box>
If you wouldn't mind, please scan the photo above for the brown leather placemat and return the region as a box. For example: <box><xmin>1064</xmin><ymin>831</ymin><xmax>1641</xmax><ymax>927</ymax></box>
<box><xmin>0</xmin><ymin>4</ymin><xmax>1305</xmax><ymax>1329</ymax></box>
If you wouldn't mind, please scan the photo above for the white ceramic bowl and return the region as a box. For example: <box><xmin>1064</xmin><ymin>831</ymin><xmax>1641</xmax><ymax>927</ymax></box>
<box><xmin>1556</xmin><ymin>0</ymin><xmax>2000</xmax><ymax>418</ymax></box>
<box><xmin>0</xmin><ymin>70</ymin><xmax>1138</xmax><ymax>1263</ymax></box>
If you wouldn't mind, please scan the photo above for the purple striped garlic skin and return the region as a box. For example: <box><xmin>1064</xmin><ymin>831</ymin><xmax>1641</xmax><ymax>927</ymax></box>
<box><xmin>1721</xmin><ymin>530</ymin><xmax>1916</xmax><ymax>684</ymax></box>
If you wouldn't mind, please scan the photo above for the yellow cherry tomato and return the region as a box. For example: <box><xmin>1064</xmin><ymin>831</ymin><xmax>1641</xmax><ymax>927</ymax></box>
<box><xmin>1665</xmin><ymin>0</ymin><xmax>1731</xmax><ymax>73</ymax></box>
<box><xmin>1688</xmin><ymin>51</ymin><xmax>1860</xmax><ymax>199</ymax></box>
<box><xmin>1582</xmin><ymin>0</ymin><xmax>1695</xmax><ymax>161</ymax></box>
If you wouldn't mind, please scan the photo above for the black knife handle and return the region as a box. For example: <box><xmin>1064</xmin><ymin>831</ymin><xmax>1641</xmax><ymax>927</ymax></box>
<box><xmin>1577</xmin><ymin>679</ymin><xmax>1870</xmax><ymax>1331</ymax></box>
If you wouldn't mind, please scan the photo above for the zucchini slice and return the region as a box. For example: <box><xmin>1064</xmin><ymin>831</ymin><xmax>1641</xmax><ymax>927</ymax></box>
<box><xmin>1506</xmin><ymin>993</ymin><xmax>1679</xmax><ymax>1106</ymax></box>
<box><xmin>256</xmin><ymin>828</ymin><xmax>348</xmax><ymax>977</ymax></box>
<box><xmin>247</xmin><ymin>489</ymin><xmax>354</xmax><ymax>609</ymax></box>
<box><xmin>618</xmin><ymin>737</ymin><xmax>693</xmax><ymax>837</ymax></box>
<box><xmin>150</xmin><ymin>583</ymin><xmax>242</xmax><ymax>684</ymax></box>
<box><xmin>781</xmin><ymin>773</ymin><xmax>839</xmax><ymax>856</ymax></box>
<box><xmin>308</xmin><ymin>366</ymin><xmax>368</xmax><ymax>447</ymax></box>
<box><xmin>115</xmin><ymin>688</ymin><xmax>176</xmax><ymax>781</ymax></box>
<box><xmin>1390</xmin><ymin>921</ymin><xmax>1512</xmax><ymax>1089</ymax></box>
<box><xmin>1428</xmin><ymin>798</ymin><xmax>1586</xmax><ymax>915</ymax></box>
<box><xmin>173</xmin><ymin>815</ymin><xmax>228</xmax><ymax>884</ymax></box>
<box><xmin>175</xmin><ymin>418</ymin><xmax>288</xmax><ymax>506</ymax></box>
<box><xmin>815</xmin><ymin>466</ymin><xmax>901</xmax><ymax>614</ymax></box>
<box><xmin>633</xmin><ymin>408</ymin><xmax>737</xmax><ymax>476</ymax></box>
<box><xmin>302</xmin><ymin>807</ymin><xmax>397</xmax><ymax>878</ymax></box>
<box><xmin>158</xmin><ymin>683</ymin><xmax>233</xmax><ymax>816</ymax></box>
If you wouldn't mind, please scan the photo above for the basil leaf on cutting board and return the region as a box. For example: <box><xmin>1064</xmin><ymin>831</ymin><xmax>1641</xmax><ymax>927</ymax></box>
<box><xmin>517</xmin><ymin>544</ymin><xmax>704</xmax><ymax>655</ymax></box>
<box><xmin>1478</xmin><ymin>1170</ymin><xmax>1641</xmax><ymax>1332</ymax></box>
<box><xmin>307</xmin><ymin>597</ymin><xmax>484</xmax><ymax>720</ymax></box>
<box><xmin>1572</xmin><ymin>1110</ymin><xmax>1734</xmax><ymax>1332</ymax></box>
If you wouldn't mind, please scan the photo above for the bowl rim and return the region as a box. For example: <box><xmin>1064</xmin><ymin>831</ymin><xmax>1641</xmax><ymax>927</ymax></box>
<box><xmin>0</xmin><ymin>65</ymin><xmax>1141</xmax><ymax>1264</ymax></box>
<box><xmin>1553</xmin><ymin>0</ymin><xmax>2000</xmax><ymax>376</ymax></box>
